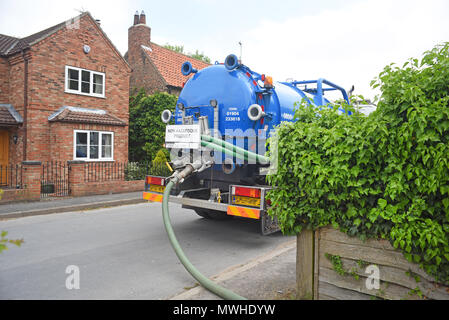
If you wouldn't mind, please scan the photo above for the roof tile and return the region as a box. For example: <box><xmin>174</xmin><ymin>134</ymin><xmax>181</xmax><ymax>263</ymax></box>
<box><xmin>0</xmin><ymin>105</ymin><xmax>22</xmax><ymax>126</ymax></box>
<box><xmin>143</xmin><ymin>43</ymin><xmax>210</xmax><ymax>88</ymax></box>
<box><xmin>0</xmin><ymin>34</ymin><xmax>19</xmax><ymax>56</ymax></box>
<box><xmin>49</xmin><ymin>107</ymin><xmax>126</xmax><ymax>126</ymax></box>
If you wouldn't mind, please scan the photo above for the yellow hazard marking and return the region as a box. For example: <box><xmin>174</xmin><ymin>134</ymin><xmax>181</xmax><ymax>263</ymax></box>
<box><xmin>143</xmin><ymin>192</ymin><xmax>163</xmax><ymax>203</ymax></box>
<box><xmin>227</xmin><ymin>206</ymin><xmax>260</xmax><ymax>219</ymax></box>
<box><xmin>149</xmin><ymin>184</ymin><xmax>166</xmax><ymax>193</ymax></box>
<box><xmin>233</xmin><ymin>195</ymin><xmax>260</xmax><ymax>208</ymax></box>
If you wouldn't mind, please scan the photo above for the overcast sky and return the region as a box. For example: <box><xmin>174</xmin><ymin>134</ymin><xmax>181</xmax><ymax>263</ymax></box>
<box><xmin>1</xmin><ymin>0</ymin><xmax>448</xmax><ymax>100</ymax></box>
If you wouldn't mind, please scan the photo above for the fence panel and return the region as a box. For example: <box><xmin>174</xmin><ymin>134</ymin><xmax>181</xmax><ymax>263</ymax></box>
<box><xmin>0</xmin><ymin>164</ymin><xmax>23</xmax><ymax>189</ymax></box>
<box><xmin>41</xmin><ymin>161</ymin><xmax>69</xmax><ymax>198</ymax></box>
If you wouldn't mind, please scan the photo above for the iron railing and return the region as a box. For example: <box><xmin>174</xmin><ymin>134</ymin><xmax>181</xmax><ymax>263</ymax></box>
<box><xmin>0</xmin><ymin>164</ymin><xmax>23</xmax><ymax>189</ymax></box>
<box><xmin>41</xmin><ymin>161</ymin><xmax>69</xmax><ymax>198</ymax></box>
<box><xmin>84</xmin><ymin>162</ymin><xmax>170</xmax><ymax>182</ymax></box>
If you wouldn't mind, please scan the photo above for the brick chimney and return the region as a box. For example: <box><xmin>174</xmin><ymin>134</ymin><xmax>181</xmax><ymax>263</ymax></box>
<box><xmin>139</xmin><ymin>10</ymin><xmax>146</xmax><ymax>25</ymax></box>
<box><xmin>133</xmin><ymin>11</ymin><xmax>139</xmax><ymax>25</ymax></box>
<box><xmin>128</xmin><ymin>10</ymin><xmax>151</xmax><ymax>60</ymax></box>
<box><xmin>127</xmin><ymin>10</ymin><xmax>152</xmax><ymax>92</ymax></box>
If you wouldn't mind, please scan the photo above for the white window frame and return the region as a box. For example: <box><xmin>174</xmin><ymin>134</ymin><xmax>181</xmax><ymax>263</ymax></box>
<box><xmin>73</xmin><ymin>130</ymin><xmax>114</xmax><ymax>161</ymax></box>
<box><xmin>65</xmin><ymin>66</ymin><xmax>106</xmax><ymax>98</ymax></box>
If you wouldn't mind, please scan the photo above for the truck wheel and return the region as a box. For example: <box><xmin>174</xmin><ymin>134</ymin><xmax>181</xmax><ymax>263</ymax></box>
<box><xmin>195</xmin><ymin>209</ymin><xmax>231</xmax><ymax>220</ymax></box>
<box><xmin>194</xmin><ymin>209</ymin><xmax>211</xmax><ymax>219</ymax></box>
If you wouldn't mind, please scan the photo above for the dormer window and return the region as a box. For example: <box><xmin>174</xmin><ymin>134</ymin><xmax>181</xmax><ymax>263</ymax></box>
<box><xmin>65</xmin><ymin>66</ymin><xmax>105</xmax><ymax>98</ymax></box>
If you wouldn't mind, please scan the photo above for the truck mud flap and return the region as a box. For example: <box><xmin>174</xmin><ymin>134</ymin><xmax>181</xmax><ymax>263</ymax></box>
<box><xmin>260</xmin><ymin>211</ymin><xmax>281</xmax><ymax>235</ymax></box>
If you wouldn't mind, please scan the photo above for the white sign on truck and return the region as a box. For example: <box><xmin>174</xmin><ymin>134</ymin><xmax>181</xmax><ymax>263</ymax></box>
<box><xmin>165</xmin><ymin>124</ymin><xmax>201</xmax><ymax>149</ymax></box>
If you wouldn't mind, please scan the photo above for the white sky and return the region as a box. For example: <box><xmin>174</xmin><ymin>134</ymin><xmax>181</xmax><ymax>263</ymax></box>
<box><xmin>1</xmin><ymin>0</ymin><xmax>448</xmax><ymax>100</ymax></box>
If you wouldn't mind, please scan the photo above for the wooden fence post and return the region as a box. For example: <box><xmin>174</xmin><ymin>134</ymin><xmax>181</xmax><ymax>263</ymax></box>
<box><xmin>297</xmin><ymin>229</ymin><xmax>315</xmax><ymax>299</ymax></box>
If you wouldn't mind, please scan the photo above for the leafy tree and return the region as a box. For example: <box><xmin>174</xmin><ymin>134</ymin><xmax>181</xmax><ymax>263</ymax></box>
<box><xmin>163</xmin><ymin>44</ymin><xmax>185</xmax><ymax>54</ymax></box>
<box><xmin>190</xmin><ymin>50</ymin><xmax>211</xmax><ymax>64</ymax></box>
<box><xmin>129</xmin><ymin>90</ymin><xmax>178</xmax><ymax>162</ymax></box>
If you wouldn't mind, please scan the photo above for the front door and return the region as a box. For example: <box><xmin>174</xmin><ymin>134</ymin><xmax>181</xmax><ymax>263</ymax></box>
<box><xmin>0</xmin><ymin>130</ymin><xmax>9</xmax><ymax>186</ymax></box>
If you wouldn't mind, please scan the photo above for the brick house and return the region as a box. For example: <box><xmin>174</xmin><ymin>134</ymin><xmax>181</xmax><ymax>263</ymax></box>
<box><xmin>125</xmin><ymin>11</ymin><xmax>210</xmax><ymax>96</ymax></box>
<box><xmin>0</xmin><ymin>11</ymin><xmax>131</xmax><ymax>169</ymax></box>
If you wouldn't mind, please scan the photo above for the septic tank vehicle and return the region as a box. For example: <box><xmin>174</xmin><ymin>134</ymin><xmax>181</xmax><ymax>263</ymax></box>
<box><xmin>143</xmin><ymin>54</ymin><xmax>350</xmax><ymax>235</ymax></box>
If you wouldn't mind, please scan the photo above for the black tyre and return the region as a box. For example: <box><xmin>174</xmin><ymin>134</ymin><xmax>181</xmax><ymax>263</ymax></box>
<box><xmin>194</xmin><ymin>209</ymin><xmax>211</xmax><ymax>219</ymax></box>
<box><xmin>194</xmin><ymin>209</ymin><xmax>232</xmax><ymax>220</ymax></box>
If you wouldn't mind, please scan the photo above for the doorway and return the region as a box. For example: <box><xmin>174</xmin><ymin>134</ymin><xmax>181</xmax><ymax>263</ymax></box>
<box><xmin>0</xmin><ymin>130</ymin><xmax>10</xmax><ymax>186</ymax></box>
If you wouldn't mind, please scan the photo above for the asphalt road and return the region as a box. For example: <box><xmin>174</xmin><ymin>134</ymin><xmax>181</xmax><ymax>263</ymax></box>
<box><xmin>0</xmin><ymin>202</ymin><xmax>293</xmax><ymax>299</ymax></box>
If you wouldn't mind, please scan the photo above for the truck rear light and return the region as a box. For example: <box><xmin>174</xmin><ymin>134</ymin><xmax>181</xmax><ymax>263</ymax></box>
<box><xmin>146</xmin><ymin>176</ymin><xmax>166</xmax><ymax>186</ymax></box>
<box><xmin>233</xmin><ymin>186</ymin><xmax>261</xmax><ymax>198</ymax></box>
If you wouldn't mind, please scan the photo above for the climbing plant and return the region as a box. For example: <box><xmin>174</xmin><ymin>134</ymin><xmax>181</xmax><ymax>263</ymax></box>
<box><xmin>267</xmin><ymin>43</ymin><xmax>449</xmax><ymax>285</ymax></box>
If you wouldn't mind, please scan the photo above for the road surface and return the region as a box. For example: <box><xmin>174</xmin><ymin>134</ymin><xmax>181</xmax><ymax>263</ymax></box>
<box><xmin>0</xmin><ymin>202</ymin><xmax>293</xmax><ymax>299</ymax></box>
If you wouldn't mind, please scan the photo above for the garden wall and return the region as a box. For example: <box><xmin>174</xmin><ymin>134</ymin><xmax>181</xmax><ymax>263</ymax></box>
<box><xmin>70</xmin><ymin>179</ymin><xmax>145</xmax><ymax>197</ymax></box>
<box><xmin>0</xmin><ymin>161</ymin><xmax>147</xmax><ymax>203</ymax></box>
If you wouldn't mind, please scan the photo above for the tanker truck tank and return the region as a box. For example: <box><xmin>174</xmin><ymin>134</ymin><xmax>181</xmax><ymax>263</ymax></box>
<box><xmin>146</xmin><ymin>54</ymin><xmax>352</xmax><ymax>228</ymax></box>
<box><xmin>163</xmin><ymin>54</ymin><xmax>351</xmax><ymax>188</ymax></box>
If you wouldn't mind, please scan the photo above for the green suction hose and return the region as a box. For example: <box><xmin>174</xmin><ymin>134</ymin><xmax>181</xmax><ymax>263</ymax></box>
<box><xmin>162</xmin><ymin>179</ymin><xmax>246</xmax><ymax>300</ymax></box>
<box><xmin>201</xmin><ymin>137</ymin><xmax>270</xmax><ymax>164</ymax></box>
<box><xmin>161</xmin><ymin>137</ymin><xmax>270</xmax><ymax>299</ymax></box>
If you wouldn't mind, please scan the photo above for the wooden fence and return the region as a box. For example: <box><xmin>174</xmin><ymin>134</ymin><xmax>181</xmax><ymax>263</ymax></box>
<box><xmin>296</xmin><ymin>226</ymin><xmax>449</xmax><ymax>300</ymax></box>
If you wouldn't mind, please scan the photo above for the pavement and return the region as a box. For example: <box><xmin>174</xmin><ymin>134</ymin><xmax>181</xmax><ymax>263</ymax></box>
<box><xmin>0</xmin><ymin>191</ymin><xmax>145</xmax><ymax>220</ymax></box>
<box><xmin>0</xmin><ymin>191</ymin><xmax>297</xmax><ymax>300</ymax></box>
<box><xmin>169</xmin><ymin>239</ymin><xmax>297</xmax><ymax>300</ymax></box>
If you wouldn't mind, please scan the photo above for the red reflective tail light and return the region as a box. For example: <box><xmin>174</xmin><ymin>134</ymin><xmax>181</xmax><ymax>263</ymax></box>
<box><xmin>233</xmin><ymin>186</ymin><xmax>261</xmax><ymax>198</ymax></box>
<box><xmin>146</xmin><ymin>176</ymin><xmax>165</xmax><ymax>186</ymax></box>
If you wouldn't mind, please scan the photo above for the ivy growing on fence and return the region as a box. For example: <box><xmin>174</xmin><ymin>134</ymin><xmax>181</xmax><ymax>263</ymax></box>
<box><xmin>266</xmin><ymin>43</ymin><xmax>449</xmax><ymax>285</ymax></box>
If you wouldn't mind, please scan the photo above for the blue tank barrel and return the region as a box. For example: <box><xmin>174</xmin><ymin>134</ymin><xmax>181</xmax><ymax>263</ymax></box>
<box><xmin>171</xmin><ymin>54</ymin><xmax>350</xmax><ymax>168</ymax></box>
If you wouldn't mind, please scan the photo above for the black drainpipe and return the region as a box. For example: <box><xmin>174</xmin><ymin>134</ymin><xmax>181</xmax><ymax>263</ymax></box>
<box><xmin>21</xmin><ymin>50</ymin><xmax>29</xmax><ymax>161</ymax></box>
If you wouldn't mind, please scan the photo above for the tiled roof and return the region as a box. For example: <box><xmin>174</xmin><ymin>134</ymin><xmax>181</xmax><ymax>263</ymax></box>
<box><xmin>48</xmin><ymin>106</ymin><xmax>126</xmax><ymax>126</ymax></box>
<box><xmin>0</xmin><ymin>104</ymin><xmax>23</xmax><ymax>126</ymax></box>
<box><xmin>142</xmin><ymin>42</ymin><xmax>210</xmax><ymax>88</ymax></box>
<box><xmin>20</xmin><ymin>21</ymin><xmax>67</xmax><ymax>47</ymax></box>
<box><xmin>0</xmin><ymin>34</ymin><xmax>19</xmax><ymax>56</ymax></box>
<box><xmin>1</xmin><ymin>12</ymin><xmax>130</xmax><ymax>69</ymax></box>
<box><xmin>0</xmin><ymin>19</ymin><xmax>66</xmax><ymax>57</ymax></box>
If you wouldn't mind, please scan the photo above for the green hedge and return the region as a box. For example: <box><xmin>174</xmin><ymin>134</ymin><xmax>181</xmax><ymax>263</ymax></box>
<box><xmin>267</xmin><ymin>43</ymin><xmax>449</xmax><ymax>284</ymax></box>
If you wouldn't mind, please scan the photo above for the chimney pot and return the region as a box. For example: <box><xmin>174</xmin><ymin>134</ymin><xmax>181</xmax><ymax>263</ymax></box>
<box><xmin>139</xmin><ymin>10</ymin><xmax>146</xmax><ymax>25</ymax></box>
<box><xmin>133</xmin><ymin>11</ymin><xmax>139</xmax><ymax>25</ymax></box>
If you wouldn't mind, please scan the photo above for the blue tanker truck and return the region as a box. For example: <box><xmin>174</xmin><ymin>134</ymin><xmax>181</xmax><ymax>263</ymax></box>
<box><xmin>143</xmin><ymin>54</ymin><xmax>351</xmax><ymax>235</ymax></box>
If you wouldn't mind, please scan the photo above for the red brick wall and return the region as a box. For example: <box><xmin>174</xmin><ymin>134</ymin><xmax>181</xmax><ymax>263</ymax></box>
<box><xmin>2</xmin><ymin>54</ymin><xmax>26</xmax><ymax>165</ymax></box>
<box><xmin>0</xmin><ymin>57</ymin><xmax>10</xmax><ymax>102</ymax></box>
<box><xmin>71</xmin><ymin>180</ymin><xmax>145</xmax><ymax>197</ymax></box>
<box><xmin>68</xmin><ymin>160</ymin><xmax>144</xmax><ymax>197</ymax></box>
<box><xmin>4</xmin><ymin>13</ymin><xmax>130</xmax><ymax>164</ymax></box>
<box><xmin>127</xmin><ymin>24</ymin><xmax>167</xmax><ymax>95</ymax></box>
<box><xmin>0</xmin><ymin>161</ymin><xmax>144</xmax><ymax>203</ymax></box>
<box><xmin>6</xmin><ymin>55</ymin><xmax>26</xmax><ymax>115</ymax></box>
<box><xmin>49</xmin><ymin>122</ymin><xmax>128</xmax><ymax>163</ymax></box>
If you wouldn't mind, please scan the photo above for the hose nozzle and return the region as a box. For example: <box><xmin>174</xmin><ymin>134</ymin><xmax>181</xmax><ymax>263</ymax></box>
<box><xmin>170</xmin><ymin>161</ymin><xmax>205</xmax><ymax>185</ymax></box>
